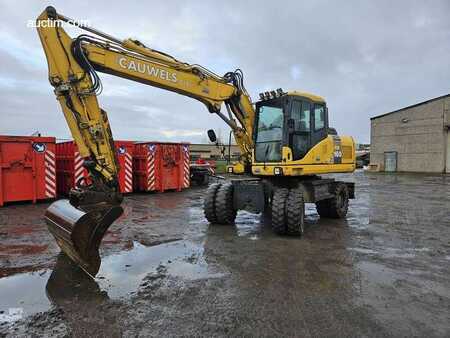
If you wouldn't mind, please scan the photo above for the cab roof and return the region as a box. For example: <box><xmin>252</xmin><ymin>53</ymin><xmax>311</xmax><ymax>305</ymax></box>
<box><xmin>287</xmin><ymin>91</ymin><xmax>326</xmax><ymax>103</ymax></box>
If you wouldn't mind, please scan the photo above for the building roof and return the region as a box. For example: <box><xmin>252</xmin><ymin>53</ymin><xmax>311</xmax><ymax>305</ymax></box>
<box><xmin>370</xmin><ymin>93</ymin><xmax>450</xmax><ymax>120</ymax></box>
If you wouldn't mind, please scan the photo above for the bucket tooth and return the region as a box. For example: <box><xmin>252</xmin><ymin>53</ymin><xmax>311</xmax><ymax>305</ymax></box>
<box><xmin>45</xmin><ymin>199</ymin><xmax>123</xmax><ymax>276</ymax></box>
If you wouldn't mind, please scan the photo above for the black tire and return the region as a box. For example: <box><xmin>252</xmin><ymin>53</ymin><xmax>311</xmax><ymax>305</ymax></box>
<box><xmin>192</xmin><ymin>173</ymin><xmax>209</xmax><ymax>186</ymax></box>
<box><xmin>328</xmin><ymin>183</ymin><xmax>349</xmax><ymax>218</ymax></box>
<box><xmin>271</xmin><ymin>188</ymin><xmax>289</xmax><ymax>235</ymax></box>
<box><xmin>316</xmin><ymin>183</ymin><xmax>349</xmax><ymax>219</ymax></box>
<box><xmin>215</xmin><ymin>183</ymin><xmax>236</xmax><ymax>225</ymax></box>
<box><xmin>204</xmin><ymin>183</ymin><xmax>221</xmax><ymax>223</ymax></box>
<box><xmin>202</xmin><ymin>174</ymin><xmax>210</xmax><ymax>186</ymax></box>
<box><xmin>263</xmin><ymin>182</ymin><xmax>272</xmax><ymax>214</ymax></box>
<box><xmin>315</xmin><ymin>199</ymin><xmax>331</xmax><ymax>218</ymax></box>
<box><xmin>286</xmin><ymin>189</ymin><xmax>305</xmax><ymax>236</ymax></box>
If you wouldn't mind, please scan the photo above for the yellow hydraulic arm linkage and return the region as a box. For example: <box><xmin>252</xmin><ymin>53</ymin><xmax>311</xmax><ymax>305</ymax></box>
<box><xmin>37</xmin><ymin>6</ymin><xmax>255</xmax><ymax>275</ymax></box>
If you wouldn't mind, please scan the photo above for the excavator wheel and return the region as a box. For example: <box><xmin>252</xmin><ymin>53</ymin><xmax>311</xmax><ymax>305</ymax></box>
<box><xmin>45</xmin><ymin>199</ymin><xmax>123</xmax><ymax>276</ymax></box>
<box><xmin>315</xmin><ymin>183</ymin><xmax>349</xmax><ymax>219</ymax></box>
<box><xmin>315</xmin><ymin>199</ymin><xmax>331</xmax><ymax>218</ymax></box>
<box><xmin>204</xmin><ymin>183</ymin><xmax>221</xmax><ymax>223</ymax></box>
<box><xmin>286</xmin><ymin>188</ymin><xmax>305</xmax><ymax>236</ymax></box>
<box><xmin>271</xmin><ymin>188</ymin><xmax>289</xmax><ymax>235</ymax></box>
<box><xmin>215</xmin><ymin>183</ymin><xmax>236</xmax><ymax>225</ymax></box>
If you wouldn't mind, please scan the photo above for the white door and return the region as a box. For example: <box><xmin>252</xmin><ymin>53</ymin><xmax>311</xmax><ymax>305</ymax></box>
<box><xmin>446</xmin><ymin>131</ymin><xmax>450</xmax><ymax>173</ymax></box>
<box><xmin>384</xmin><ymin>151</ymin><xmax>397</xmax><ymax>172</ymax></box>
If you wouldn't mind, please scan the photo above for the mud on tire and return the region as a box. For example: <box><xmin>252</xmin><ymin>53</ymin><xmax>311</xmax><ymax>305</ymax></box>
<box><xmin>215</xmin><ymin>183</ymin><xmax>236</xmax><ymax>225</ymax></box>
<box><xmin>315</xmin><ymin>183</ymin><xmax>349</xmax><ymax>219</ymax></box>
<box><xmin>271</xmin><ymin>188</ymin><xmax>289</xmax><ymax>235</ymax></box>
<box><xmin>286</xmin><ymin>189</ymin><xmax>305</xmax><ymax>236</ymax></box>
<box><xmin>204</xmin><ymin>183</ymin><xmax>221</xmax><ymax>223</ymax></box>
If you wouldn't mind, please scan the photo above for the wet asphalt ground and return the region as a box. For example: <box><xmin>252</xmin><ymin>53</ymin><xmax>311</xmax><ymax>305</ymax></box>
<box><xmin>0</xmin><ymin>170</ymin><xmax>449</xmax><ymax>337</ymax></box>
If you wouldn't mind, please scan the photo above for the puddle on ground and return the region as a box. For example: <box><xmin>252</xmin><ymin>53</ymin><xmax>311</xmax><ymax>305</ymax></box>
<box><xmin>0</xmin><ymin>239</ymin><xmax>222</xmax><ymax>324</ymax></box>
<box><xmin>96</xmin><ymin>240</ymin><xmax>223</xmax><ymax>299</ymax></box>
<box><xmin>348</xmin><ymin>246</ymin><xmax>431</xmax><ymax>259</ymax></box>
<box><xmin>348</xmin><ymin>247</ymin><xmax>379</xmax><ymax>255</ymax></box>
<box><xmin>0</xmin><ymin>271</ymin><xmax>51</xmax><ymax>323</ymax></box>
<box><xmin>234</xmin><ymin>204</ymin><xmax>320</xmax><ymax>239</ymax></box>
<box><xmin>235</xmin><ymin>211</ymin><xmax>262</xmax><ymax>238</ymax></box>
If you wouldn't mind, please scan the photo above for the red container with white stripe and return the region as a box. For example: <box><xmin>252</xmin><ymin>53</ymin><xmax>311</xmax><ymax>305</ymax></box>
<box><xmin>0</xmin><ymin>135</ymin><xmax>56</xmax><ymax>206</ymax></box>
<box><xmin>55</xmin><ymin>141</ymin><xmax>88</xmax><ymax>196</ymax></box>
<box><xmin>56</xmin><ymin>140</ymin><xmax>134</xmax><ymax>195</ymax></box>
<box><xmin>133</xmin><ymin>142</ymin><xmax>190</xmax><ymax>192</ymax></box>
<box><xmin>114</xmin><ymin>141</ymin><xmax>134</xmax><ymax>193</ymax></box>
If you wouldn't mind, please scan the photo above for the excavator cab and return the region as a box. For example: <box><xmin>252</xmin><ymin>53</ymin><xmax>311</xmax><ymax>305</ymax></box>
<box><xmin>251</xmin><ymin>89</ymin><xmax>355</xmax><ymax>177</ymax></box>
<box><xmin>254</xmin><ymin>90</ymin><xmax>329</xmax><ymax>164</ymax></box>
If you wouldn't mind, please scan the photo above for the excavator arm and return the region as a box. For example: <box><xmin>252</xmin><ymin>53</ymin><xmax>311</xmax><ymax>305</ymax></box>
<box><xmin>36</xmin><ymin>6</ymin><xmax>255</xmax><ymax>275</ymax></box>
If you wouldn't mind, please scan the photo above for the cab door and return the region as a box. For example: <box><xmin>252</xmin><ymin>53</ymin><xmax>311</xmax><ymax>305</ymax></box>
<box><xmin>289</xmin><ymin>99</ymin><xmax>311</xmax><ymax>160</ymax></box>
<box><xmin>311</xmin><ymin>103</ymin><xmax>328</xmax><ymax>146</ymax></box>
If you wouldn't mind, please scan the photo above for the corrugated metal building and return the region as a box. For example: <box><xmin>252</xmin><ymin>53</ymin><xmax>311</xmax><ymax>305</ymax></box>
<box><xmin>370</xmin><ymin>94</ymin><xmax>450</xmax><ymax>173</ymax></box>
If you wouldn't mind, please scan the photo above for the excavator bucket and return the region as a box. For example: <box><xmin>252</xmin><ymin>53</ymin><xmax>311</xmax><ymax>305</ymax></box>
<box><xmin>45</xmin><ymin>199</ymin><xmax>123</xmax><ymax>276</ymax></box>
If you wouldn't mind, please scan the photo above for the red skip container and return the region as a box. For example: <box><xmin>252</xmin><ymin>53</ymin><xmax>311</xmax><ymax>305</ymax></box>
<box><xmin>0</xmin><ymin>135</ymin><xmax>56</xmax><ymax>206</ymax></box>
<box><xmin>133</xmin><ymin>142</ymin><xmax>190</xmax><ymax>192</ymax></box>
<box><xmin>55</xmin><ymin>141</ymin><xmax>88</xmax><ymax>196</ymax></box>
<box><xmin>56</xmin><ymin>140</ymin><xmax>135</xmax><ymax>195</ymax></box>
<box><xmin>114</xmin><ymin>140</ymin><xmax>134</xmax><ymax>193</ymax></box>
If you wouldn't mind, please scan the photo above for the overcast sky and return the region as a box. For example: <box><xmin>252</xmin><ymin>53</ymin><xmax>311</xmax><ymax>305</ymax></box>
<box><xmin>1</xmin><ymin>0</ymin><xmax>449</xmax><ymax>144</ymax></box>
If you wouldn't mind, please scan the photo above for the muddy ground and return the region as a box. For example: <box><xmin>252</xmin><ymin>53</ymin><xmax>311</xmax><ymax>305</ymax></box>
<box><xmin>0</xmin><ymin>171</ymin><xmax>449</xmax><ymax>337</ymax></box>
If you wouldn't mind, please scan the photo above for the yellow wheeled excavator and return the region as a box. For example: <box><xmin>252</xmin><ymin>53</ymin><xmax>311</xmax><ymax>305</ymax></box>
<box><xmin>37</xmin><ymin>7</ymin><xmax>356</xmax><ymax>276</ymax></box>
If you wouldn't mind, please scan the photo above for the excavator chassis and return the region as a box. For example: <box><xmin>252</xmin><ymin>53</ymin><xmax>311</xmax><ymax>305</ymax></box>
<box><xmin>45</xmin><ymin>199</ymin><xmax>123</xmax><ymax>276</ymax></box>
<box><xmin>204</xmin><ymin>177</ymin><xmax>355</xmax><ymax>235</ymax></box>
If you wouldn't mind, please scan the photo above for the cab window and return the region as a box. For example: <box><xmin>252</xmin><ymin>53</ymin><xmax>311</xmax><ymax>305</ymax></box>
<box><xmin>256</xmin><ymin>106</ymin><xmax>283</xmax><ymax>142</ymax></box>
<box><xmin>314</xmin><ymin>105</ymin><xmax>325</xmax><ymax>131</ymax></box>
<box><xmin>291</xmin><ymin>100</ymin><xmax>310</xmax><ymax>132</ymax></box>
<box><xmin>255</xmin><ymin>104</ymin><xmax>283</xmax><ymax>162</ymax></box>
<box><xmin>289</xmin><ymin>100</ymin><xmax>311</xmax><ymax>160</ymax></box>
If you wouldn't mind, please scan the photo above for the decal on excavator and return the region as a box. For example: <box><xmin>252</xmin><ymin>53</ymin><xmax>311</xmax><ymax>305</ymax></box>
<box><xmin>117</xmin><ymin>57</ymin><xmax>178</xmax><ymax>83</ymax></box>
<box><xmin>331</xmin><ymin>135</ymin><xmax>342</xmax><ymax>164</ymax></box>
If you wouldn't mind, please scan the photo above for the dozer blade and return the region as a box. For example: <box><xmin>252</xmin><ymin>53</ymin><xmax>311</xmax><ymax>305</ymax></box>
<box><xmin>45</xmin><ymin>199</ymin><xmax>123</xmax><ymax>276</ymax></box>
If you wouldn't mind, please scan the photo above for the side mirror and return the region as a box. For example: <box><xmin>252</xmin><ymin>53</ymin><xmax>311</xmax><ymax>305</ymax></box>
<box><xmin>207</xmin><ymin>129</ymin><xmax>217</xmax><ymax>143</ymax></box>
<box><xmin>328</xmin><ymin>127</ymin><xmax>338</xmax><ymax>135</ymax></box>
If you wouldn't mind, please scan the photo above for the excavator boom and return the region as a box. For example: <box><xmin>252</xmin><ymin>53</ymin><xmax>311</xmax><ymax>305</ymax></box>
<box><xmin>36</xmin><ymin>7</ymin><xmax>255</xmax><ymax>275</ymax></box>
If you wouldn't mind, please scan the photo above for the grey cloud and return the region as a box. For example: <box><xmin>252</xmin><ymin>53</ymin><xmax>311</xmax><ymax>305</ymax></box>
<box><xmin>1</xmin><ymin>0</ymin><xmax>449</xmax><ymax>143</ymax></box>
